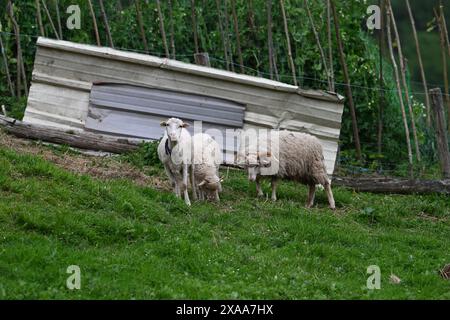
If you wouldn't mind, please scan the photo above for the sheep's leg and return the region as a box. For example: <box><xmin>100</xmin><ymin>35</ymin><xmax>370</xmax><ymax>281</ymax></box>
<box><xmin>255</xmin><ymin>175</ymin><xmax>264</xmax><ymax>197</ymax></box>
<box><xmin>324</xmin><ymin>182</ymin><xmax>336</xmax><ymax>210</ymax></box>
<box><xmin>191</xmin><ymin>164</ymin><xmax>198</xmax><ymax>201</ymax></box>
<box><xmin>163</xmin><ymin>163</ymin><xmax>179</xmax><ymax>197</ymax></box>
<box><xmin>306</xmin><ymin>184</ymin><xmax>316</xmax><ymax>208</ymax></box>
<box><xmin>214</xmin><ymin>190</ymin><xmax>220</xmax><ymax>202</ymax></box>
<box><xmin>271</xmin><ymin>176</ymin><xmax>278</xmax><ymax>201</ymax></box>
<box><xmin>182</xmin><ymin>164</ymin><xmax>191</xmax><ymax>206</ymax></box>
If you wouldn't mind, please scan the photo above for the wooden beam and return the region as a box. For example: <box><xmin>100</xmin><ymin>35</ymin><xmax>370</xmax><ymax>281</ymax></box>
<box><xmin>0</xmin><ymin>115</ymin><xmax>142</xmax><ymax>154</ymax></box>
<box><xmin>333</xmin><ymin>177</ymin><xmax>450</xmax><ymax>195</ymax></box>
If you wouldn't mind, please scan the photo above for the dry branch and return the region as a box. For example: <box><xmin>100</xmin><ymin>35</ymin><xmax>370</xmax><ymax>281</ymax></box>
<box><xmin>87</xmin><ymin>0</ymin><xmax>101</xmax><ymax>46</ymax></box>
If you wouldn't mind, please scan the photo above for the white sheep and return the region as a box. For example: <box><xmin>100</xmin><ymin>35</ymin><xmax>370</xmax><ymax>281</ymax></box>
<box><xmin>157</xmin><ymin>118</ymin><xmax>192</xmax><ymax>206</ymax></box>
<box><xmin>239</xmin><ymin>130</ymin><xmax>335</xmax><ymax>209</ymax></box>
<box><xmin>191</xmin><ymin>133</ymin><xmax>222</xmax><ymax>202</ymax></box>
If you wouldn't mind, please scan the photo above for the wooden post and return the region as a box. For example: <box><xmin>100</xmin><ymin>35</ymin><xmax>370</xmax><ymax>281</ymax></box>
<box><xmin>429</xmin><ymin>88</ymin><xmax>450</xmax><ymax>179</ymax></box>
<box><xmin>135</xmin><ymin>0</ymin><xmax>149</xmax><ymax>54</ymax></box>
<box><xmin>388</xmin><ymin>0</ymin><xmax>421</xmax><ymax>162</ymax></box>
<box><xmin>326</xmin><ymin>0</ymin><xmax>335</xmax><ymax>92</ymax></box>
<box><xmin>35</xmin><ymin>0</ymin><xmax>45</xmax><ymax>37</ymax></box>
<box><xmin>386</xmin><ymin>2</ymin><xmax>413</xmax><ymax>177</ymax></box>
<box><xmin>41</xmin><ymin>0</ymin><xmax>60</xmax><ymax>40</ymax></box>
<box><xmin>230</xmin><ymin>0</ymin><xmax>245</xmax><ymax>73</ymax></box>
<box><xmin>304</xmin><ymin>0</ymin><xmax>331</xmax><ymax>91</ymax></box>
<box><xmin>406</xmin><ymin>0</ymin><xmax>431</xmax><ymax>127</ymax></box>
<box><xmin>156</xmin><ymin>0</ymin><xmax>170</xmax><ymax>58</ymax></box>
<box><xmin>216</xmin><ymin>0</ymin><xmax>230</xmax><ymax>71</ymax></box>
<box><xmin>54</xmin><ymin>0</ymin><xmax>63</xmax><ymax>39</ymax></box>
<box><xmin>87</xmin><ymin>0</ymin><xmax>101</xmax><ymax>46</ymax></box>
<box><xmin>194</xmin><ymin>52</ymin><xmax>210</xmax><ymax>67</ymax></box>
<box><xmin>191</xmin><ymin>0</ymin><xmax>200</xmax><ymax>55</ymax></box>
<box><xmin>377</xmin><ymin>0</ymin><xmax>384</xmax><ymax>154</ymax></box>
<box><xmin>0</xmin><ymin>31</ymin><xmax>15</xmax><ymax>97</ymax></box>
<box><xmin>98</xmin><ymin>0</ymin><xmax>114</xmax><ymax>48</ymax></box>
<box><xmin>438</xmin><ymin>5</ymin><xmax>450</xmax><ymax>133</ymax></box>
<box><xmin>280</xmin><ymin>0</ymin><xmax>297</xmax><ymax>86</ymax></box>
<box><xmin>330</xmin><ymin>0</ymin><xmax>361</xmax><ymax>160</ymax></box>
<box><xmin>223</xmin><ymin>0</ymin><xmax>235</xmax><ymax>72</ymax></box>
<box><xmin>168</xmin><ymin>0</ymin><xmax>176</xmax><ymax>59</ymax></box>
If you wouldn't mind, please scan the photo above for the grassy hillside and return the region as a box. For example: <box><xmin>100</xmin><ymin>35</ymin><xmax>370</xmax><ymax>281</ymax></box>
<box><xmin>0</xmin><ymin>133</ymin><xmax>449</xmax><ymax>299</ymax></box>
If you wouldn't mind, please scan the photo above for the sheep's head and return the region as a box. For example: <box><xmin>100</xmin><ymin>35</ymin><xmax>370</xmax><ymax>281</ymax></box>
<box><xmin>198</xmin><ymin>176</ymin><xmax>223</xmax><ymax>199</ymax></box>
<box><xmin>246</xmin><ymin>151</ymin><xmax>272</xmax><ymax>181</ymax></box>
<box><xmin>160</xmin><ymin>118</ymin><xmax>189</xmax><ymax>143</ymax></box>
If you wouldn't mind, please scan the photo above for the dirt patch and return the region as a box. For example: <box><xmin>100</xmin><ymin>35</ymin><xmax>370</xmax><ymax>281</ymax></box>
<box><xmin>0</xmin><ymin>131</ymin><xmax>170</xmax><ymax>190</ymax></box>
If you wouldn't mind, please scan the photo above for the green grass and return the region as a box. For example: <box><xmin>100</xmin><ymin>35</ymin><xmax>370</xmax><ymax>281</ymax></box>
<box><xmin>0</xmin><ymin>145</ymin><xmax>449</xmax><ymax>299</ymax></box>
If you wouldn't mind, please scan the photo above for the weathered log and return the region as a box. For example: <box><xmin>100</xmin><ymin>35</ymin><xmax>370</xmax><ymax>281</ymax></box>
<box><xmin>333</xmin><ymin>177</ymin><xmax>450</xmax><ymax>195</ymax></box>
<box><xmin>0</xmin><ymin>115</ymin><xmax>142</xmax><ymax>154</ymax></box>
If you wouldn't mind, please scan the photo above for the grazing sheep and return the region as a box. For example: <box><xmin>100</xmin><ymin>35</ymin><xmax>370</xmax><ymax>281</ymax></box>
<box><xmin>191</xmin><ymin>133</ymin><xmax>222</xmax><ymax>202</ymax></box>
<box><xmin>158</xmin><ymin>118</ymin><xmax>192</xmax><ymax>206</ymax></box>
<box><xmin>239</xmin><ymin>130</ymin><xmax>335</xmax><ymax>209</ymax></box>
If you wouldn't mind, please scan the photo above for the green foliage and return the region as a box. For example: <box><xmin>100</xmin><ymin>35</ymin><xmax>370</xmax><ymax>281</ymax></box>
<box><xmin>1</xmin><ymin>144</ymin><xmax>449</xmax><ymax>299</ymax></box>
<box><xmin>122</xmin><ymin>140</ymin><xmax>162</xmax><ymax>169</ymax></box>
<box><xmin>0</xmin><ymin>0</ymin><xmax>447</xmax><ymax>172</ymax></box>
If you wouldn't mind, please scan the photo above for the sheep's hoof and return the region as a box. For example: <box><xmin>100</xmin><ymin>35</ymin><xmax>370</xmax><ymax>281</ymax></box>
<box><xmin>329</xmin><ymin>206</ymin><xmax>336</xmax><ymax>211</ymax></box>
<box><xmin>271</xmin><ymin>197</ymin><xmax>277</xmax><ymax>202</ymax></box>
<box><xmin>257</xmin><ymin>193</ymin><xmax>264</xmax><ymax>198</ymax></box>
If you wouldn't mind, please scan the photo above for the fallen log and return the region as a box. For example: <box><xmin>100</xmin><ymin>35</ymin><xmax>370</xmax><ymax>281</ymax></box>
<box><xmin>333</xmin><ymin>176</ymin><xmax>450</xmax><ymax>195</ymax></box>
<box><xmin>0</xmin><ymin>115</ymin><xmax>143</xmax><ymax>154</ymax></box>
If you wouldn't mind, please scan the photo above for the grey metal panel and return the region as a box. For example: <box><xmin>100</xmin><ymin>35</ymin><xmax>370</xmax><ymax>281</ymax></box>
<box><xmin>86</xmin><ymin>83</ymin><xmax>244</xmax><ymax>135</ymax></box>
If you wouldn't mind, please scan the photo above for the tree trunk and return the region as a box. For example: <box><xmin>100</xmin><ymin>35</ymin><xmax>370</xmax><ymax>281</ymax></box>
<box><xmin>98</xmin><ymin>0</ymin><xmax>114</xmax><ymax>48</ymax></box>
<box><xmin>406</xmin><ymin>0</ymin><xmax>430</xmax><ymax>127</ymax></box>
<box><xmin>0</xmin><ymin>33</ymin><xmax>15</xmax><ymax>97</ymax></box>
<box><xmin>41</xmin><ymin>0</ymin><xmax>60</xmax><ymax>40</ymax></box>
<box><xmin>191</xmin><ymin>0</ymin><xmax>200</xmax><ymax>54</ymax></box>
<box><xmin>87</xmin><ymin>0</ymin><xmax>101</xmax><ymax>46</ymax></box>
<box><xmin>333</xmin><ymin>177</ymin><xmax>450</xmax><ymax>195</ymax></box>
<box><xmin>156</xmin><ymin>0</ymin><xmax>170</xmax><ymax>58</ymax></box>
<box><xmin>135</xmin><ymin>0</ymin><xmax>149</xmax><ymax>54</ymax></box>
<box><xmin>230</xmin><ymin>0</ymin><xmax>245</xmax><ymax>73</ymax></box>
<box><xmin>429</xmin><ymin>88</ymin><xmax>450</xmax><ymax>179</ymax></box>
<box><xmin>326</xmin><ymin>0</ymin><xmax>335</xmax><ymax>92</ymax></box>
<box><xmin>168</xmin><ymin>0</ymin><xmax>176</xmax><ymax>59</ymax></box>
<box><xmin>304</xmin><ymin>0</ymin><xmax>331</xmax><ymax>91</ymax></box>
<box><xmin>35</xmin><ymin>0</ymin><xmax>45</xmax><ymax>37</ymax></box>
<box><xmin>0</xmin><ymin>115</ymin><xmax>141</xmax><ymax>154</ymax></box>
<box><xmin>330</xmin><ymin>0</ymin><xmax>361</xmax><ymax>160</ymax></box>
<box><xmin>388</xmin><ymin>0</ymin><xmax>421</xmax><ymax>162</ymax></box>
<box><xmin>386</xmin><ymin>2</ymin><xmax>414</xmax><ymax>177</ymax></box>
<box><xmin>54</xmin><ymin>0</ymin><xmax>63</xmax><ymax>39</ymax></box>
<box><xmin>280</xmin><ymin>0</ymin><xmax>297</xmax><ymax>86</ymax></box>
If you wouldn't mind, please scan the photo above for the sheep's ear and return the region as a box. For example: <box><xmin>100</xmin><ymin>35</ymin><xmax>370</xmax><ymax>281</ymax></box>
<box><xmin>160</xmin><ymin>121</ymin><xmax>167</xmax><ymax>127</ymax></box>
<box><xmin>181</xmin><ymin>122</ymin><xmax>189</xmax><ymax>128</ymax></box>
<box><xmin>198</xmin><ymin>180</ymin><xmax>206</xmax><ymax>187</ymax></box>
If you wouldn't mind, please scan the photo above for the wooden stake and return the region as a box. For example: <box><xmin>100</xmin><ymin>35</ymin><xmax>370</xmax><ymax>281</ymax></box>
<box><xmin>168</xmin><ymin>0</ymin><xmax>176</xmax><ymax>59</ymax></box>
<box><xmin>330</xmin><ymin>0</ymin><xmax>361</xmax><ymax>160</ymax></box>
<box><xmin>54</xmin><ymin>0</ymin><xmax>63</xmax><ymax>39</ymax></box>
<box><xmin>429</xmin><ymin>88</ymin><xmax>450</xmax><ymax>179</ymax></box>
<box><xmin>386</xmin><ymin>3</ymin><xmax>413</xmax><ymax>177</ymax></box>
<box><xmin>41</xmin><ymin>0</ymin><xmax>60</xmax><ymax>40</ymax></box>
<box><xmin>326</xmin><ymin>0</ymin><xmax>335</xmax><ymax>92</ymax></box>
<box><xmin>35</xmin><ymin>0</ymin><xmax>45</xmax><ymax>37</ymax></box>
<box><xmin>438</xmin><ymin>5</ymin><xmax>450</xmax><ymax>133</ymax></box>
<box><xmin>388</xmin><ymin>0</ymin><xmax>421</xmax><ymax>162</ymax></box>
<box><xmin>406</xmin><ymin>0</ymin><xmax>430</xmax><ymax>127</ymax></box>
<box><xmin>304</xmin><ymin>0</ymin><xmax>331</xmax><ymax>91</ymax></box>
<box><xmin>98</xmin><ymin>0</ymin><xmax>114</xmax><ymax>48</ymax></box>
<box><xmin>230</xmin><ymin>0</ymin><xmax>245</xmax><ymax>73</ymax></box>
<box><xmin>135</xmin><ymin>0</ymin><xmax>149</xmax><ymax>54</ymax></box>
<box><xmin>156</xmin><ymin>0</ymin><xmax>170</xmax><ymax>58</ymax></box>
<box><xmin>267</xmin><ymin>0</ymin><xmax>274</xmax><ymax>79</ymax></box>
<box><xmin>0</xmin><ymin>32</ymin><xmax>15</xmax><ymax>97</ymax></box>
<box><xmin>223</xmin><ymin>0</ymin><xmax>235</xmax><ymax>72</ymax></box>
<box><xmin>87</xmin><ymin>0</ymin><xmax>101</xmax><ymax>46</ymax></box>
<box><xmin>377</xmin><ymin>0</ymin><xmax>384</xmax><ymax>154</ymax></box>
<box><xmin>191</xmin><ymin>0</ymin><xmax>200</xmax><ymax>54</ymax></box>
<box><xmin>280</xmin><ymin>0</ymin><xmax>297</xmax><ymax>86</ymax></box>
<box><xmin>216</xmin><ymin>0</ymin><xmax>230</xmax><ymax>70</ymax></box>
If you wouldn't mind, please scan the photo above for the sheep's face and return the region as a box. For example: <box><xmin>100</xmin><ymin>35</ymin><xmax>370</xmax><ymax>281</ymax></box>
<box><xmin>198</xmin><ymin>176</ymin><xmax>222</xmax><ymax>200</ymax></box>
<box><xmin>246</xmin><ymin>152</ymin><xmax>272</xmax><ymax>181</ymax></box>
<box><xmin>161</xmin><ymin>118</ymin><xmax>189</xmax><ymax>143</ymax></box>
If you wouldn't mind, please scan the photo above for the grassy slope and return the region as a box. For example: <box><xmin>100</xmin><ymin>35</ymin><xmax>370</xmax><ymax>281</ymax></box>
<box><xmin>0</xmin><ymin>145</ymin><xmax>449</xmax><ymax>299</ymax></box>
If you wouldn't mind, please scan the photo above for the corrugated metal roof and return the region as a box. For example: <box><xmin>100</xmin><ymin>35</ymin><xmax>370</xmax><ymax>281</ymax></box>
<box><xmin>23</xmin><ymin>37</ymin><xmax>345</xmax><ymax>175</ymax></box>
